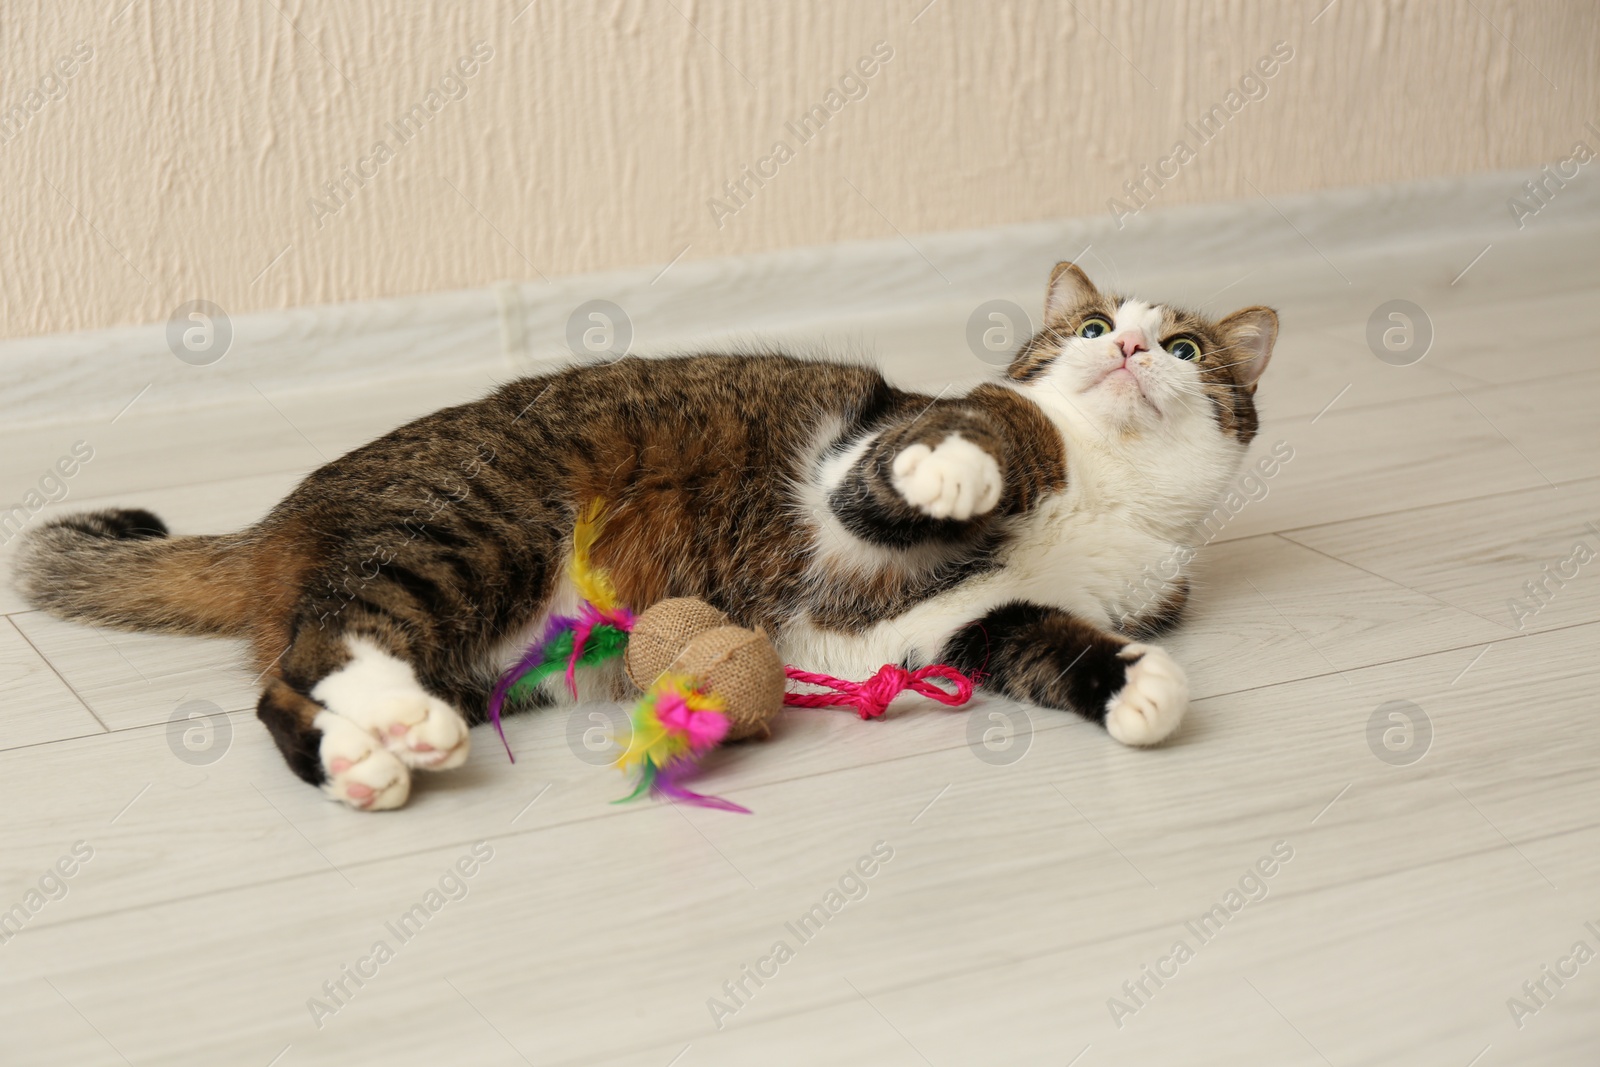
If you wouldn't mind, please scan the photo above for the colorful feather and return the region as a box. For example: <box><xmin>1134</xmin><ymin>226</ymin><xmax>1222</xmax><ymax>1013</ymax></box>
<box><xmin>486</xmin><ymin>500</ymin><xmax>634</xmax><ymax>761</ymax></box>
<box><xmin>488</xmin><ymin>498</ymin><xmax>975</xmax><ymax>812</ymax></box>
<box><xmin>613</xmin><ymin>675</ymin><xmax>748</xmax><ymax>813</ymax></box>
<box><xmin>570</xmin><ymin>498</ymin><xmax>621</xmax><ymax>613</ymax></box>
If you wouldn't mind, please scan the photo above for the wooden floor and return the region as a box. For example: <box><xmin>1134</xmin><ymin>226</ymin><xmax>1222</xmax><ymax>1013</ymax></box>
<box><xmin>2</xmin><ymin>186</ymin><xmax>1598</xmax><ymax>1066</ymax></box>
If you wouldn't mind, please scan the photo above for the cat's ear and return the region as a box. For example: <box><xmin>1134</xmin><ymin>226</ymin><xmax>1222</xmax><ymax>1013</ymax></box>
<box><xmin>1044</xmin><ymin>262</ymin><xmax>1098</xmax><ymax>322</ymax></box>
<box><xmin>1216</xmin><ymin>306</ymin><xmax>1278</xmax><ymax>392</ymax></box>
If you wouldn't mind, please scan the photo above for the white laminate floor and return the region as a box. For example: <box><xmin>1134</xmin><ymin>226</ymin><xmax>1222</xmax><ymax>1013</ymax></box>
<box><xmin>1</xmin><ymin>197</ymin><xmax>1598</xmax><ymax>1067</ymax></box>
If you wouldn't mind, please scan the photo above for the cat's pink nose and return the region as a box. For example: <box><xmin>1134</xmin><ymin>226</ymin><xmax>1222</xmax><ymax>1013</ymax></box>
<box><xmin>1113</xmin><ymin>330</ymin><xmax>1148</xmax><ymax>357</ymax></box>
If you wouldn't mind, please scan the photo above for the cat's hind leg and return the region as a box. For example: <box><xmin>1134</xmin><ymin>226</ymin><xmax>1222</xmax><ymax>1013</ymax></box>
<box><xmin>257</xmin><ymin>677</ymin><xmax>413</xmax><ymax>811</ymax></box>
<box><xmin>257</xmin><ymin>623</ymin><xmax>473</xmax><ymax>811</ymax></box>
<box><xmin>942</xmin><ymin>602</ymin><xmax>1189</xmax><ymax>745</ymax></box>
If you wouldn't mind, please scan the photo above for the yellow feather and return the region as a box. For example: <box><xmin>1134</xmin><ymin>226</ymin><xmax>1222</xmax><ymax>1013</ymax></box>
<box><xmin>570</xmin><ymin>498</ymin><xmax>621</xmax><ymax>611</ymax></box>
<box><xmin>614</xmin><ymin>715</ymin><xmax>671</xmax><ymax>773</ymax></box>
<box><xmin>614</xmin><ymin>675</ymin><xmax>721</xmax><ymax>771</ymax></box>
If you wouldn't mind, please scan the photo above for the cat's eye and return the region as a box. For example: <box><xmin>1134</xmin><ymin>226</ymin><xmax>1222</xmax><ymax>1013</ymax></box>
<box><xmin>1167</xmin><ymin>336</ymin><xmax>1201</xmax><ymax>361</ymax></box>
<box><xmin>1077</xmin><ymin>316</ymin><xmax>1112</xmax><ymax>339</ymax></box>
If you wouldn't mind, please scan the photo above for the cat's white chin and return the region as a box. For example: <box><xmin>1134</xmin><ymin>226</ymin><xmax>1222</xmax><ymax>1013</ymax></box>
<box><xmin>1074</xmin><ymin>378</ymin><xmax>1165</xmax><ymax>429</ymax></box>
<box><xmin>1095</xmin><ymin>371</ymin><xmax>1161</xmax><ymax>413</ymax></box>
<box><xmin>1088</xmin><ymin>364</ymin><xmax>1143</xmax><ymax>392</ymax></box>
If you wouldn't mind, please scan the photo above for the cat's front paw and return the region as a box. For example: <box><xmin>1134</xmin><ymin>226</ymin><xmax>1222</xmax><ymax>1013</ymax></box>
<box><xmin>892</xmin><ymin>435</ymin><xmax>1003</xmax><ymax>520</ymax></box>
<box><xmin>1105</xmin><ymin>644</ymin><xmax>1188</xmax><ymax>746</ymax></box>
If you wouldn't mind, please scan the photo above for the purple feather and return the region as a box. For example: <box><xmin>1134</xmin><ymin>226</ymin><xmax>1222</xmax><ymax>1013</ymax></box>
<box><xmin>654</xmin><ymin>766</ymin><xmax>752</xmax><ymax>814</ymax></box>
<box><xmin>486</xmin><ymin>612</ymin><xmax>579</xmax><ymax>762</ymax></box>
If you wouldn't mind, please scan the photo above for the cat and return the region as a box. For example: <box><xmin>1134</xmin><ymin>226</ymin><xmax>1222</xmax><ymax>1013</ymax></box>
<box><xmin>15</xmin><ymin>263</ymin><xmax>1276</xmax><ymax>811</ymax></box>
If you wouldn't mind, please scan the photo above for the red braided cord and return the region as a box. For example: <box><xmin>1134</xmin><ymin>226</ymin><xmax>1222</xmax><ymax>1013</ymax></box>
<box><xmin>783</xmin><ymin>664</ymin><xmax>975</xmax><ymax>720</ymax></box>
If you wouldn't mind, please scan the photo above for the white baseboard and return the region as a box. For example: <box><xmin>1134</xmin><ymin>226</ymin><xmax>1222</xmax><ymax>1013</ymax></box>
<box><xmin>1</xmin><ymin>167</ymin><xmax>1592</xmax><ymax>429</ymax></box>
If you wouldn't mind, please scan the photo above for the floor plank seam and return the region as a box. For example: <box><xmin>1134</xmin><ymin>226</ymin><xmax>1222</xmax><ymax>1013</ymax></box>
<box><xmin>505</xmin><ymin>818</ymin><xmax>1600</xmax><ymax>1067</ymax></box>
<box><xmin>15</xmin><ymin>681</ymin><xmax>1600</xmax><ymax>940</ymax></box>
<box><xmin>4</xmin><ymin>616</ymin><xmax>1596</xmax><ymax>761</ymax></box>
<box><xmin>738</xmin><ymin>825</ymin><xmax>1600</xmax><ymax>1047</ymax></box>
<box><xmin>1209</xmin><ymin>477</ymin><xmax>1600</xmax><ymax>549</ymax></box>
<box><xmin>5</xmin><ymin>614</ymin><xmax>108</xmax><ymax>734</ymax></box>
<box><xmin>1268</xmin><ymin>533</ymin><xmax>1522</xmax><ymax>634</ymax></box>
<box><xmin>1263</xmin><ymin>472</ymin><xmax>1600</xmax><ymax>540</ymax></box>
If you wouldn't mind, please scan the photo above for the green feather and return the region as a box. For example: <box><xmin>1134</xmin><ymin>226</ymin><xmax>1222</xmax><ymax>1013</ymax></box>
<box><xmin>614</xmin><ymin>759</ymin><xmax>657</xmax><ymax>805</ymax></box>
<box><xmin>506</xmin><ymin>623</ymin><xmax>632</xmax><ymax>705</ymax></box>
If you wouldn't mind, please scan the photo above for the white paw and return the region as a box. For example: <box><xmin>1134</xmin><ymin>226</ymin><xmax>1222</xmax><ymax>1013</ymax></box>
<box><xmin>310</xmin><ymin>639</ymin><xmax>472</xmax><ymax>811</ymax></box>
<box><xmin>892</xmin><ymin>435</ymin><xmax>1003</xmax><ymax>520</ymax></box>
<box><xmin>357</xmin><ymin>689</ymin><xmax>472</xmax><ymax>770</ymax></box>
<box><xmin>316</xmin><ymin>711</ymin><xmax>411</xmax><ymax>811</ymax></box>
<box><xmin>1105</xmin><ymin>644</ymin><xmax>1188</xmax><ymax>746</ymax></box>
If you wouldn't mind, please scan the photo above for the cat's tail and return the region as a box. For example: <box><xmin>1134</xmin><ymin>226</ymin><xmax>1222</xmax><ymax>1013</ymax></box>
<box><xmin>12</xmin><ymin>508</ymin><xmax>257</xmax><ymax>637</ymax></box>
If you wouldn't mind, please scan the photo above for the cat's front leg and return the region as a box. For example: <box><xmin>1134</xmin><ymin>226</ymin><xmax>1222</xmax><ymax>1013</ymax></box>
<box><xmin>827</xmin><ymin>387</ymin><xmax>1064</xmax><ymax>547</ymax></box>
<box><xmin>942</xmin><ymin>601</ymin><xmax>1189</xmax><ymax>745</ymax></box>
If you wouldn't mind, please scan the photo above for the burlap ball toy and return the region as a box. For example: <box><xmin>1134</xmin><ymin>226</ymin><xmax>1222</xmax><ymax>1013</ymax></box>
<box><xmin>623</xmin><ymin>597</ymin><xmax>731</xmax><ymax>690</ymax></box>
<box><xmin>491</xmin><ymin>501</ymin><xmax>976</xmax><ymax>815</ymax></box>
<box><xmin>663</xmin><ymin>625</ymin><xmax>786</xmax><ymax>741</ymax></box>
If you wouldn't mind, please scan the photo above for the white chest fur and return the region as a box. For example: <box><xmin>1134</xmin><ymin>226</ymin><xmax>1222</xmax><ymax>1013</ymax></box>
<box><xmin>779</xmin><ymin>412</ymin><xmax>1244</xmax><ymax>679</ymax></box>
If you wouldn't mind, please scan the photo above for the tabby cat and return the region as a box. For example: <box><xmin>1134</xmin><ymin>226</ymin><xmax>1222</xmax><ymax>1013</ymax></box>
<box><xmin>16</xmin><ymin>264</ymin><xmax>1276</xmax><ymax>810</ymax></box>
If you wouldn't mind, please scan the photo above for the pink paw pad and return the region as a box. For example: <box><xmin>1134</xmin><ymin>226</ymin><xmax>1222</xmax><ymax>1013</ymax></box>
<box><xmin>382</xmin><ymin>719</ymin><xmax>433</xmax><ymax>753</ymax></box>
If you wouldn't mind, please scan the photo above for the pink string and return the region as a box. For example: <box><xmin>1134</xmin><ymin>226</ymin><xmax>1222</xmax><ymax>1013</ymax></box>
<box><xmin>783</xmin><ymin>664</ymin><xmax>976</xmax><ymax>720</ymax></box>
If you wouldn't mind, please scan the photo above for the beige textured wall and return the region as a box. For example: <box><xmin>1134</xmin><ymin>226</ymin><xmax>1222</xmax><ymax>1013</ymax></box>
<box><xmin>1</xmin><ymin>0</ymin><xmax>1596</xmax><ymax>340</ymax></box>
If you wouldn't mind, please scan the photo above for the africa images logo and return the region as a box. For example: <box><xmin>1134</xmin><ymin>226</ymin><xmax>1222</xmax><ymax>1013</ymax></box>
<box><xmin>706</xmin><ymin>841</ymin><xmax>895</xmax><ymax>1029</ymax></box>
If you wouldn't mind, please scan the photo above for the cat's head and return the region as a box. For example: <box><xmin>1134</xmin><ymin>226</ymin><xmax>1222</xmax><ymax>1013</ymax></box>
<box><xmin>1007</xmin><ymin>262</ymin><xmax>1277</xmax><ymax>448</ymax></box>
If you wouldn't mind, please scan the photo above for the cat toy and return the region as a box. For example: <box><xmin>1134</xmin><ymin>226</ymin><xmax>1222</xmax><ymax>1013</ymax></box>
<box><xmin>487</xmin><ymin>503</ymin><xmax>977</xmax><ymax>812</ymax></box>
